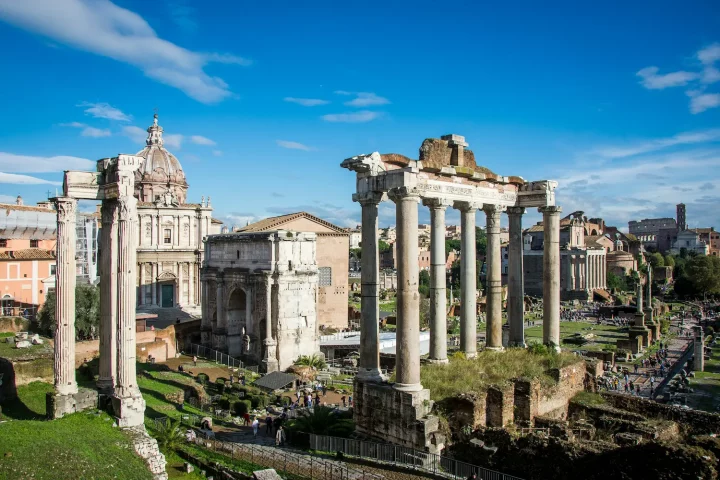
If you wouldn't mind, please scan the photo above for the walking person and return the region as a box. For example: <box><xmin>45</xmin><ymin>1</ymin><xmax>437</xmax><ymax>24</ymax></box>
<box><xmin>252</xmin><ymin>417</ymin><xmax>259</xmax><ymax>438</ymax></box>
<box><xmin>193</xmin><ymin>355</ymin><xmax>198</xmax><ymax>367</ymax></box>
<box><xmin>275</xmin><ymin>425</ymin><xmax>286</xmax><ymax>447</ymax></box>
<box><xmin>265</xmin><ymin>414</ymin><xmax>272</xmax><ymax>434</ymax></box>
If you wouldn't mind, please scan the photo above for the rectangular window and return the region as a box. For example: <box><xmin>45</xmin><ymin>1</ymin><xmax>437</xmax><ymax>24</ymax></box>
<box><xmin>164</xmin><ymin>229</ymin><xmax>172</xmax><ymax>244</ymax></box>
<box><xmin>50</xmin><ymin>264</ymin><xmax>56</xmax><ymax>275</ymax></box>
<box><xmin>30</xmin><ymin>239</ymin><xmax>39</xmax><ymax>248</ymax></box>
<box><xmin>0</xmin><ymin>239</ymin><xmax>7</xmax><ymax>247</ymax></box>
<box><xmin>319</xmin><ymin>266</ymin><xmax>332</xmax><ymax>286</ymax></box>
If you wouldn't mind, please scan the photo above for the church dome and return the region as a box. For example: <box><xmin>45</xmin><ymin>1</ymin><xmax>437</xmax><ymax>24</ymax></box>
<box><xmin>135</xmin><ymin>114</ymin><xmax>188</xmax><ymax>204</ymax></box>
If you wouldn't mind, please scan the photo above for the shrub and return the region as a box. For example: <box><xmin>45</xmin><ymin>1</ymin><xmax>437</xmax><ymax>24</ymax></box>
<box><xmin>233</xmin><ymin>399</ymin><xmax>252</xmax><ymax>416</ymax></box>
<box><xmin>217</xmin><ymin>395</ymin><xmax>231</xmax><ymax>410</ymax></box>
<box><xmin>250</xmin><ymin>395</ymin><xmax>269</xmax><ymax>409</ymax></box>
<box><xmin>154</xmin><ymin>419</ymin><xmax>184</xmax><ymax>450</ymax></box>
<box><xmin>294</xmin><ymin>353</ymin><xmax>326</xmax><ymax>370</ymax></box>
<box><xmin>280</xmin><ymin>396</ymin><xmax>292</xmax><ymax>407</ymax></box>
<box><xmin>706</xmin><ymin>326</ymin><xmax>715</xmax><ymax>336</ymax></box>
<box><xmin>196</xmin><ymin>373</ymin><xmax>209</xmax><ymax>385</ymax></box>
<box><xmin>660</xmin><ymin>319</ymin><xmax>670</xmax><ymax>334</ymax></box>
<box><xmin>528</xmin><ymin>343</ymin><xmax>549</xmax><ymax>355</ymax></box>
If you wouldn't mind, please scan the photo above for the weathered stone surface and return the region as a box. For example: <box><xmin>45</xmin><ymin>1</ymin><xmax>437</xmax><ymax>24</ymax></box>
<box><xmin>15</xmin><ymin>340</ymin><xmax>31</xmax><ymax>349</ymax></box>
<box><xmin>252</xmin><ymin>469</ymin><xmax>283</xmax><ymax>480</ymax></box>
<box><xmin>127</xmin><ymin>426</ymin><xmax>168</xmax><ymax>480</ymax></box>
<box><xmin>46</xmin><ymin>388</ymin><xmax>98</xmax><ymax>419</ymax></box>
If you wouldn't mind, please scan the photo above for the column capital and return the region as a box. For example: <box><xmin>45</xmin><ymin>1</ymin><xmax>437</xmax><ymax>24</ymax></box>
<box><xmin>353</xmin><ymin>191</ymin><xmax>385</xmax><ymax>206</ymax></box>
<box><xmin>55</xmin><ymin>197</ymin><xmax>77</xmax><ymax>223</ymax></box>
<box><xmin>454</xmin><ymin>200</ymin><xmax>482</xmax><ymax>213</ymax></box>
<box><xmin>506</xmin><ymin>206</ymin><xmax>526</xmax><ymax>215</ymax></box>
<box><xmin>539</xmin><ymin>205</ymin><xmax>562</xmax><ymax>215</ymax></box>
<box><xmin>117</xmin><ymin>195</ymin><xmax>138</xmax><ymax>221</ymax></box>
<box><xmin>388</xmin><ymin>186</ymin><xmax>421</xmax><ymax>203</ymax></box>
<box><xmin>482</xmin><ymin>204</ymin><xmax>505</xmax><ymax>215</ymax></box>
<box><xmin>422</xmin><ymin>197</ymin><xmax>453</xmax><ymax>210</ymax></box>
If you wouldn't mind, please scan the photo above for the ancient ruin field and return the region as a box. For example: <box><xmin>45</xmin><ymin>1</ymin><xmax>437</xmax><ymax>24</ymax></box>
<box><xmin>525</xmin><ymin>321</ymin><xmax>627</xmax><ymax>352</ymax></box>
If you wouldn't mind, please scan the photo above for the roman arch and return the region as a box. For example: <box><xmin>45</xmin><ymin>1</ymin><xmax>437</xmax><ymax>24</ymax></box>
<box><xmin>48</xmin><ymin>154</ymin><xmax>145</xmax><ymax>427</ymax></box>
<box><xmin>342</xmin><ymin>134</ymin><xmax>561</xmax><ymax>451</ymax></box>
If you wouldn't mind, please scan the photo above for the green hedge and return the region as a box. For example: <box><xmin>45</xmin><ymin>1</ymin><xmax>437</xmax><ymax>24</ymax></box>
<box><xmin>233</xmin><ymin>399</ymin><xmax>252</xmax><ymax>416</ymax></box>
<box><xmin>196</xmin><ymin>373</ymin><xmax>209</xmax><ymax>385</ymax></box>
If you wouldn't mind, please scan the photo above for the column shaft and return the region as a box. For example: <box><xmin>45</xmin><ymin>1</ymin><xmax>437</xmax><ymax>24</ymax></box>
<box><xmin>424</xmin><ymin>199</ymin><xmax>450</xmax><ymax>363</ymax></box>
<box><xmin>357</xmin><ymin>193</ymin><xmax>384</xmax><ymax>381</ymax></box>
<box><xmin>98</xmin><ymin>200</ymin><xmax>118</xmax><ymax>392</ymax></box>
<box><xmin>54</xmin><ymin>198</ymin><xmax>78</xmax><ymax>396</ymax></box>
<box><xmin>540</xmin><ymin>206</ymin><xmax>562</xmax><ymax>350</ymax></box>
<box><xmin>151</xmin><ymin>263</ymin><xmax>157</xmax><ymax>305</ymax></box>
<box><xmin>178</xmin><ymin>263</ymin><xmax>184</xmax><ymax>306</ymax></box>
<box><xmin>390</xmin><ymin>188</ymin><xmax>422</xmax><ymax>391</ymax></box>
<box><xmin>217</xmin><ymin>278</ymin><xmax>226</xmax><ymax>330</ymax></box>
<box><xmin>507</xmin><ymin>207</ymin><xmax>525</xmax><ymax>347</ymax></box>
<box><xmin>484</xmin><ymin>205</ymin><xmax>504</xmax><ymax>350</ymax></box>
<box><xmin>457</xmin><ymin>202</ymin><xmax>479</xmax><ymax>358</ymax></box>
<box><xmin>115</xmin><ymin>196</ymin><xmax>140</xmax><ymax>398</ymax></box>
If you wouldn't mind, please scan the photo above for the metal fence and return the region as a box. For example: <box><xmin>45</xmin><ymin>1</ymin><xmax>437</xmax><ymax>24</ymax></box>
<box><xmin>189</xmin><ymin>343</ymin><xmax>259</xmax><ymax>373</ymax></box>
<box><xmin>310</xmin><ymin>434</ymin><xmax>524</xmax><ymax>480</ymax></box>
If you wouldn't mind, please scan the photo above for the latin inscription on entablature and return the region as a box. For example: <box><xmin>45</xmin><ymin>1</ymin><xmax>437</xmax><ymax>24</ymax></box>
<box><xmin>209</xmin><ymin>242</ymin><xmax>271</xmax><ymax>262</ymax></box>
<box><xmin>416</xmin><ymin>182</ymin><xmax>517</xmax><ymax>204</ymax></box>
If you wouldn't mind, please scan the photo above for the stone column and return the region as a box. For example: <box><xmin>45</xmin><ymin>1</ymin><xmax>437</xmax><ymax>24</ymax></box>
<box><xmin>178</xmin><ymin>263</ymin><xmax>184</xmax><ymax>306</ymax></box>
<box><xmin>97</xmin><ymin>200</ymin><xmax>118</xmax><ymax>393</ymax></box>
<box><xmin>113</xmin><ymin>193</ymin><xmax>145</xmax><ymax>427</ymax></box>
<box><xmin>356</xmin><ymin>192</ymin><xmax>385</xmax><ymax>381</ymax></box>
<box><xmin>188</xmin><ymin>262</ymin><xmax>195</xmax><ymax>305</ymax></box>
<box><xmin>694</xmin><ymin>326</ymin><xmax>705</xmax><ymax>372</ymax></box>
<box><xmin>507</xmin><ymin>207</ymin><xmax>525</xmax><ymax>347</ymax></box>
<box><xmin>424</xmin><ymin>198</ymin><xmax>451</xmax><ymax>363</ymax></box>
<box><xmin>389</xmin><ymin>187</ymin><xmax>422</xmax><ymax>392</ymax></box>
<box><xmin>54</xmin><ymin>197</ymin><xmax>78</xmax><ymax>396</ymax></box>
<box><xmin>151</xmin><ymin>263</ymin><xmax>157</xmax><ymax>306</ymax></box>
<box><xmin>455</xmin><ymin>201</ymin><xmax>480</xmax><ymax>358</ymax></box>
<box><xmin>484</xmin><ymin>204</ymin><xmax>504</xmax><ymax>351</ymax></box>
<box><xmin>263</xmin><ymin>273</ymin><xmax>279</xmax><ymax>372</ymax></box>
<box><xmin>540</xmin><ymin>206</ymin><xmax>562</xmax><ymax>351</ymax></box>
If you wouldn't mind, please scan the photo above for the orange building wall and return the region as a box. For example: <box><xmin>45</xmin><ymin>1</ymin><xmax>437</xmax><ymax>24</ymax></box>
<box><xmin>0</xmin><ymin>238</ymin><xmax>56</xmax><ymax>317</ymax></box>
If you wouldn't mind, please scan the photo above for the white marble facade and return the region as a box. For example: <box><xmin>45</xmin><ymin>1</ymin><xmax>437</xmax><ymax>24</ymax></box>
<box><xmin>133</xmin><ymin>115</ymin><xmax>221</xmax><ymax>312</ymax></box>
<box><xmin>201</xmin><ymin>230</ymin><xmax>320</xmax><ymax>372</ymax></box>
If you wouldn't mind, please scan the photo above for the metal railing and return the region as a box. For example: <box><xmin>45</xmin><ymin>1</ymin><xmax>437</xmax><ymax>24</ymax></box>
<box><xmin>310</xmin><ymin>433</ymin><xmax>524</xmax><ymax>480</ymax></box>
<box><xmin>189</xmin><ymin>343</ymin><xmax>259</xmax><ymax>373</ymax></box>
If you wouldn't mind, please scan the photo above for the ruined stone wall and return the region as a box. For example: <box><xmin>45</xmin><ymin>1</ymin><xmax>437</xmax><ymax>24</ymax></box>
<box><xmin>316</xmin><ymin>235</ymin><xmax>349</xmax><ymax>328</ymax></box>
<box><xmin>523</xmin><ymin>254</ymin><xmax>544</xmax><ymax>297</ymax></box>
<box><xmin>354</xmin><ymin>379</ymin><xmax>443</xmax><ymax>454</ymax></box>
<box><xmin>487</xmin><ymin>384</ymin><xmax>515</xmax><ymax>427</ymax></box>
<box><xmin>600</xmin><ymin>392</ymin><xmax>720</xmax><ymax>435</ymax></box>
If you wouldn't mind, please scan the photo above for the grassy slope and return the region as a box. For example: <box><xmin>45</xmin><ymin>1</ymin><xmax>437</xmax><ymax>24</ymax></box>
<box><xmin>420</xmin><ymin>348</ymin><xmax>580</xmax><ymax>401</ymax></box>
<box><xmin>0</xmin><ymin>335</ymin><xmax>53</xmax><ymax>360</ymax></box>
<box><xmin>0</xmin><ymin>382</ymin><xmax>152</xmax><ymax>480</ymax></box>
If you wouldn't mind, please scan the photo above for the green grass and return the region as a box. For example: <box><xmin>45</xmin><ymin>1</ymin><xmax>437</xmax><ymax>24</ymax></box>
<box><xmin>525</xmin><ymin>321</ymin><xmax>627</xmax><ymax>352</ymax></box>
<box><xmin>0</xmin><ymin>332</ymin><xmax>14</xmax><ymax>338</ymax></box>
<box><xmin>0</xmin><ymin>335</ymin><xmax>53</xmax><ymax>360</ymax></box>
<box><xmin>0</xmin><ymin>383</ymin><xmax>152</xmax><ymax>480</ymax></box>
<box><xmin>419</xmin><ymin>348</ymin><xmax>581</xmax><ymax>401</ymax></box>
<box><xmin>688</xmin><ymin>342</ymin><xmax>720</xmax><ymax>412</ymax></box>
<box><xmin>163</xmin><ymin>448</ymin><xmax>207</xmax><ymax>480</ymax></box>
<box><xmin>178</xmin><ymin>443</ymin><xmax>307</xmax><ymax>480</ymax></box>
<box><xmin>572</xmin><ymin>391</ymin><xmax>607</xmax><ymax>407</ymax></box>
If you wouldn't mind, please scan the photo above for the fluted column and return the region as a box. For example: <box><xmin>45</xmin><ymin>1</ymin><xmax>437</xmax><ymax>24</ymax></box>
<box><xmin>424</xmin><ymin>198</ymin><xmax>451</xmax><ymax>363</ymax></box>
<box><xmin>455</xmin><ymin>201</ymin><xmax>480</xmax><ymax>358</ymax></box>
<box><xmin>356</xmin><ymin>191</ymin><xmax>384</xmax><ymax>381</ymax></box>
<box><xmin>97</xmin><ymin>200</ymin><xmax>118</xmax><ymax>393</ymax></box>
<box><xmin>389</xmin><ymin>187</ymin><xmax>422</xmax><ymax>392</ymax></box>
<box><xmin>507</xmin><ymin>207</ymin><xmax>526</xmax><ymax>347</ymax></box>
<box><xmin>540</xmin><ymin>206</ymin><xmax>562</xmax><ymax>351</ymax></box>
<box><xmin>484</xmin><ymin>204</ymin><xmax>504</xmax><ymax>351</ymax></box>
<box><xmin>54</xmin><ymin>197</ymin><xmax>78</xmax><ymax>396</ymax></box>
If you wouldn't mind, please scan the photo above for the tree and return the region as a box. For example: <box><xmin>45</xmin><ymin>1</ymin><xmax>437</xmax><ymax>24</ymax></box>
<box><xmin>350</xmin><ymin>248</ymin><xmax>362</xmax><ymax>260</ymax></box>
<box><xmin>378</xmin><ymin>240</ymin><xmax>392</xmax><ymax>254</ymax></box>
<box><xmin>419</xmin><ymin>270</ymin><xmax>431</xmax><ymax>297</ymax></box>
<box><xmin>445</xmin><ymin>239</ymin><xmax>461</xmax><ymax>256</ymax></box>
<box><xmin>647</xmin><ymin>252</ymin><xmax>665</xmax><ymax>268</ymax></box>
<box><xmin>664</xmin><ymin>255</ymin><xmax>675</xmax><ymax>267</ymax></box>
<box><xmin>685</xmin><ymin>255</ymin><xmax>720</xmax><ymax>296</ymax></box>
<box><xmin>37</xmin><ymin>283</ymin><xmax>100</xmax><ymax>340</ymax></box>
<box><xmin>475</xmin><ymin>227</ymin><xmax>487</xmax><ymax>257</ymax></box>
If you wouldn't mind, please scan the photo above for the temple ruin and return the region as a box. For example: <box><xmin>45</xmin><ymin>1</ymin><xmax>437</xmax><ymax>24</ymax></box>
<box><xmin>341</xmin><ymin>134</ymin><xmax>561</xmax><ymax>452</ymax></box>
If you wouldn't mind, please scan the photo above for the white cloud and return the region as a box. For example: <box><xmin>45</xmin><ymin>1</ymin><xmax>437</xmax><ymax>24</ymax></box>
<box><xmin>343</xmin><ymin>92</ymin><xmax>390</xmax><ymax>107</ymax></box>
<box><xmin>590</xmin><ymin>129</ymin><xmax>720</xmax><ymax>158</ymax></box>
<box><xmin>702</xmin><ymin>66</ymin><xmax>720</xmax><ymax>85</ymax></box>
<box><xmin>0</xmin><ymin>172</ymin><xmax>61</xmax><ymax>185</ymax></box>
<box><xmin>190</xmin><ymin>135</ymin><xmax>216</xmax><ymax>146</ymax></box>
<box><xmin>164</xmin><ymin>134</ymin><xmax>183</xmax><ymax>149</ymax></box>
<box><xmin>61</xmin><ymin>121</ymin><xmax>111</xmax><ymax>137</ymax></box>
<box><xmin>0</xmin><ymin>152</ymin><xmax>95</xmax><ymax>172</ymax></box>
<box><xmin>0</xmin><ymin>0</ymin><xmax>250</xmax><ymax>103</ymax></box>
<box><xmin>322</xmin><ymin>110</ymin><xmax>382</xmax><ymax>123</ymax></box>
<box><xmin>122</xmin><ymin>125</ymin><xmax>147</xmax><ymax>144</ymax></box>
<box><xmin>276</xmin><ymin>140</ymin><xmax>313</xmax><ymax>151</ymax></box>
<box><xmin>77</xmin><ymin>101</ymin><xmax>130</xmax><ymax>121</ymax></box>
<box><xmin>636</xmin><ymin>66</ymin><xmax>698</xmax><ymax>90</ymax></box>
<box><xmin>698</xmin><ymin>43</ymin><xmax>720</xmax><ymax>65</ymax></box>
<box><xmin>284</xmin><ymin>97</ymin><xmax>330</xmax><ymax>107</ymax></box>
<box><xmin>687</xmin><ymin>91</ymin><xmax>720</xmax><ymax>114</ymax></box>
<box><xmin>212</xmin><ymin>150</ymin><xmax>223</xmax><ymax>157</ymax></box>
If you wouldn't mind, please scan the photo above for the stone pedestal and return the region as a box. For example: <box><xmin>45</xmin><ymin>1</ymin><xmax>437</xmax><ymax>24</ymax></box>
<box><xmin>46</xmin><ymin>388</ymin><xmax>98</xmax><ymax>419</ymax></box>
<box><xmin>353</xmin><ymin>378</ymin><xmax>444</xmax><ymax>454</ymax></box>
<box><xmin>263</xmin><ymin>338</ymin><xmax>279</xmax><ymax>373</ymax></box>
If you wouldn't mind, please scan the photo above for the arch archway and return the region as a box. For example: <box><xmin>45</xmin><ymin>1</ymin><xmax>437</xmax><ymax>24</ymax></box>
<box><xmin>227</xmin><ymin>288</ymin><xmax>247</xmax><ymax>327</ymax></box>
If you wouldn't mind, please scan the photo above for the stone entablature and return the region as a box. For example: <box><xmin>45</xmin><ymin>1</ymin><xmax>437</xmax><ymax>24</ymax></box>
<box><xmin>201</xmin><ymin>231</ymin><xmax>320</xmax><ymax>372</ymax></box>
<box><xmin>341</xmin><ymin>134</ymin><xmax>562</xmax><ymax>452</ymax></box>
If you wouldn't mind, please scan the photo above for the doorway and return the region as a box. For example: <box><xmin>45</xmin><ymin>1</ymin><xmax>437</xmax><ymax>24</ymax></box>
<box><xmin>161</xmin><ymin>284</ymin><xmax>174</xmax><ymax>308</ymax></box>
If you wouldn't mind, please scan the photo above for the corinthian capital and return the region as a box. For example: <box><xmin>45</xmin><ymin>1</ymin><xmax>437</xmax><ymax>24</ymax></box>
<box><xmin>482</xmin><ymin>204</ymin><xmax>505</xmax><ymax>216</ymax></box>
<box><xmin>387</xmin><ymin>186</ymin><xmax>421</xmax><ymax>203</ymax></box>
<box><xmin>117</xmin><ymin>196</ymin><xmax>138</xmax><ymax>221</ymax></box>
<box><xmin>538</xmin><ymin>205</ymin><xmax>562</xmax><ymax>216</ymax></box>
<box><xmin>453</xmin><ymin>200</ymin><xmax>482</xmax><ymax>213</ymax></box>
<box><xmin>55</xmin><ymin>197</ymin><xmax>77</xmax><ymax>223</ymax></box>
<box><xmin>353</xmin><ymin>191</ymin><xmax>385</xmax><ymax>206</ymax></box>
<box><xmin>506</xmin><ymin>206</ymin><xmax>526</xmax><ymax>216</ymax></box>
<box><xmin>422</xmin><ymin>197</ymin><xmax>452</xmax><ymax>210</ymax></box>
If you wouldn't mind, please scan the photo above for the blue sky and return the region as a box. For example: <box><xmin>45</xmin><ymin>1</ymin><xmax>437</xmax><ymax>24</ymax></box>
<box><xmin>1</xmin><ymin>0</ymin><xmax>719</xmax><ymax>231</ymax></box>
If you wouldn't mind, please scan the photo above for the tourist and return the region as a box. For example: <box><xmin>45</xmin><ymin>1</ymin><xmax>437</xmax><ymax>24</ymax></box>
<box><xmin>193</xmin><ymin>355</ymin><xmax>198</xmax><ymax>366</ymax></box>
<box><xmin>252</xmin><ymin>417</ymin><xmax>259</xmax><ymax>438</ymax></box>
<box><xmin>341</xmin><ymin>395</ymin><xmax>347</xmax><ymax>407</ymax></box>
<box><xmin>315</xmin><ymin>393</ymin><xmax>321</xmax><ymax>406</ymax></box>
<box><xmin>178</xmin><ymin>364</ymin><xmax>184</xmax><ymax>372</ymax></box>
<box><xmin>635</xmin><ymin>384</ymin><xmax>640</xmax><ymax>396</ymax></box>
<box><xmin>349</xmin><ymin>395</ymin><xmax>353</xmax><ymax>407</ymax></box>
<box><xmin>243</xmin><ymin>412</ymin><xmax>251</xmax><ymax>426</ymax></box>
<box><xmin>649</xmin><ymin>376</ymin><xmax>655</xmax><ymax>389</ymax></box>
<box><xmin>634</xmin><ymin>364</ymin><xmax>639</xmax><ymax>374</ymax></box>
<box><xmin>265</xmin><ymin>414</ymin><xmax>272</xmax><ymax>434</ymax></box>
<box><xmin>275</xmin><ymin>425</ymin><xmax>286</xmax><ymax>446</ymax></box>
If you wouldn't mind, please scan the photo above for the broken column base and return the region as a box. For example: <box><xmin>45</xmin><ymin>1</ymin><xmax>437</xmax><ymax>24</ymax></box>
<box><xmin>126</xmin><ymin>425</ymin><xmax>168</xmax><ymax>480</ymax></box>
<box><xmin>112</xmin><ymin>393</ymin><xmax>147</xmax><ymax>428</ymax></box>
<box><xmin>353</xmin><ymin>378</ymin><xmax>444</xmax><ymax>454</ymax></box>
<box><xmin>46</xmin><ymin>388</ymin><xmax>98</xmax><ymax>419</ymax></box>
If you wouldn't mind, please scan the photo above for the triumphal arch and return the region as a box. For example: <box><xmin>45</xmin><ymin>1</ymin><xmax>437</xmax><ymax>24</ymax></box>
<box><xmin>342</xmin><ymin>134</ymin><xmax>561</xmax><ymax>452</ymax></box>
<box><xmin>48</xmin><ymin>154</ymin><xmax>146</xmax><ymax>427</ymax></box>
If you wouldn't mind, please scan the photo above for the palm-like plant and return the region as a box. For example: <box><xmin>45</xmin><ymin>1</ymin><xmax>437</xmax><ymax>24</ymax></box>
<box><xmin>154</xmin><ymin>419</ymin><xmax>184</xmax><ymax>450</ymax></box>
<box><xmin>287</xmin><ymin>406</ymin><xmax>354</xmax><ymax>436</ymax></box>
<box><xmin>294</xmin><ymin>353</ymin><xmax>327</xmax><ymax>370</ymax></box>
